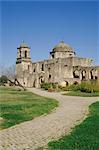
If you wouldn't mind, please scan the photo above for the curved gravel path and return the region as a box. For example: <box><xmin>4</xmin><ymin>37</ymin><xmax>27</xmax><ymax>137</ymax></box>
<box><xmin>0</xmin><ymin>88</ymin><xmax>99</xmax><ymax>150</ymax></box>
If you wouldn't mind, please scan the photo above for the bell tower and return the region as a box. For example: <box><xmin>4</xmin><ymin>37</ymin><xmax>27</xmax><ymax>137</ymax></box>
<box><xmin>16</xmin><ymin>42</ymin><xmax>32</xmax><ymax>87</ymax></box>
<box><xmin>16</xmin><ymin>42</ymin><xmax>31</xmax><ymax>63</ymax></box>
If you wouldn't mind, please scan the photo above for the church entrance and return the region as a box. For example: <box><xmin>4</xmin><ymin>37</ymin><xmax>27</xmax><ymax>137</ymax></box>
<box><xmin>39</xmin><ymin>76</ymin><xmax>44</xmax><ymax>84</ymax></box>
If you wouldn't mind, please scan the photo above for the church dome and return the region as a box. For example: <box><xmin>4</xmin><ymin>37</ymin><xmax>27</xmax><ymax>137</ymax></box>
<box><xmin>52</xmin><ymin>41</ymin><xmax>74</xmax><ymax>52</ymax></box>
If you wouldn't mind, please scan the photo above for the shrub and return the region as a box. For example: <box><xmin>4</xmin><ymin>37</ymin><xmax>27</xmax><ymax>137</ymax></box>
<box><xmin>41</xmin><ymin>82</ymin><xmax>52</xmax><ymax>90</ymax></box>
<box><xmin>41</xmin><ymin>81</ymin><xmax>99</xmax><ymax>93</ymax></box>
<box><xmin>41</xmin><ymin>82</ymin><xmax>58</xmax><ymax>90</ymax></box>
<box><xmin>52</xmin><ymin>83</ymin><xmax>57</xmax><ymax>89</ymax></box>
<box><xmin>68</xmin><ymin>84</ymin><xmax>80</xmax><ymax>91</ymax></box>
<box><xmin>80</xmin><ymin>82</ymin><xmax>99</xmax><ymax>93</ymax></box>
<box><xmin>79</xmin><ymin>82</ymin><xmax>91</xmax><ymax>93</ymax></box>
<box><xmin>69</xmin><ymin>81</ymin><xmax>99</xmax><ymax>93</ymax></box>
<box><xmin>0</xmin><ymin>75</ymin><xmax>8</xmax><ymax>86</ymax></box>
<box><xmin>93</xmin><ymin>83</ymin><xmax>99</xmax><ymax>92</ymax></box>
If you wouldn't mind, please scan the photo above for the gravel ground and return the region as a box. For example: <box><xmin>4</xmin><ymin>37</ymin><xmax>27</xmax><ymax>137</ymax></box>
<box><xmin>0</xmin><ymin>88</ymin><xmax>99</xmax><ymax>150</ymax></box>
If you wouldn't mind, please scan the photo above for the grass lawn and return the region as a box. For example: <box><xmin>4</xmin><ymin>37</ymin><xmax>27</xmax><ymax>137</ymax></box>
<box><xmin>64</xmin><ymin>91</ymin><xmax>99</xmax><ymax>97</ymax></box>
<box><xmin>0</xmin><ymin>87</ymin><xmax>58</xmax><ymax>129</ymax></box>
<box><xmin>47</xmin><ymin>102</ymin><xmax>99</xmax><ymax>150</ymax></box>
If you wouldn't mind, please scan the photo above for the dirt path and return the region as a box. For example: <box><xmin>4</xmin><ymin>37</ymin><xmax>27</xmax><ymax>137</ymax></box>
<box><xmin>0</xmin><ymin>88</ymin><xmax>99</xmax><ymax>150</ymax></box>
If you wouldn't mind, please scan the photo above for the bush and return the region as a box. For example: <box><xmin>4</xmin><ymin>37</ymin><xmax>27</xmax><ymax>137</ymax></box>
<box><xmin>68</xmin><ymin>84</ymin><xmax>80</xmax><ymax>91</ymax></box>
<box><xmin>52</xmin><ymin>83</ymin><xmax>57</xmax><ymax>89</ymax></box>
<box><xmin>78</xmin><ymin>82</ymin><xmax>90</xmax><ymax>93</ymax></box>
<box><xmin>0</xmin><ymin>75</ymin><xmax>8</xmax><ymax>86</ymax></box>
<box><xmin>41</xmin><ymin>81</ymin><xmax>99</xmax><ymax>93</ymax></box>
<box><xmin>93</xmin><ymin>83</ymin><xmax>99</xmax><ymax>92</ymax></box>
<box><xmin>41</xmin><ymin>82</ymin><xmax>52</xmax><ymax>90</ymax></box>
<box><xmin>69</xmin><ymin>81</ymin><xmax>99</xmax><ymax>93</ymax></box>
<box><xmin>80</xmin><ymin>82</ymin><xmax>99</xmax><ymax>93</ymax></box>
<box><xmin>58</xmin><ymin>85</ymin><xmax>69</xmax><ymax>91</ymax></box>
<box><xmin>41</xmin><ymin>82</ymin><xmax>58</xmax><ymax>91</ymax></box>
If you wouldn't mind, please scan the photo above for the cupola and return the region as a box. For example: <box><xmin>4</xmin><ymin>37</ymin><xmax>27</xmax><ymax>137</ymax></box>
<box><xmin>50</xmin><ymin>41</ymin><xmax>76</xmax><ymax>59</ymax></box>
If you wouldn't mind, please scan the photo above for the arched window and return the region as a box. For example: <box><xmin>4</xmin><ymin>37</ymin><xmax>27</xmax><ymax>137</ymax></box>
<box><xmin>25</xmin><ymin>51</ymin><xmax>27</xmax><ymax>58</ymax></box>
<box><xmin>33</xmin><ymin>68</ymin><xmax>36</xmax><ymax>72</ymax></box>
<box><xmin>39</xmin><ymin>76</ymin><xmax>44</xmax><ymax>84</ymax></box>
<box><xmin>28</xmin><ymin>65</ymin><xmax>30</xmax><ymax>70</ymax></box>
<box><xmin>19</xmin><ymin>50</ymin><xmax>21</xmax><ymax>58</ymax></box>
<box><xmin>94</xmin><ymin>70</ymin><xmax>98</xmax><ymax>79</ymax></box>
<box><xmin>41</xmin><ymin>64</ymin><xmax>44</xmax><ymax>71</ymax></box>
<box><xmin>90</xmin><ymin>69</ymin><xmax>98</xmax><ymax>80</ymax></box>
<box><xmin>73</xmin><ymin>70</ymin><xmax>79</xmax><ymax>78</ymax></box>
<box><xmin>49</xmin><ymin>74</ymin><xmax>51</xmax><ymax>79</ymax></box>
<box><xmin>95</xmin><ymin>76</ymin><xmax>98</xmax><ymax>80</ymax></box>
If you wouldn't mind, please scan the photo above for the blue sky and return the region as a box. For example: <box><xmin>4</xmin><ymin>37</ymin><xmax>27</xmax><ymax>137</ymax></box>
<box><xmin>0</xmin><ymin>0</ymin><xmax>99</xmax><ymax>66</ymax></box>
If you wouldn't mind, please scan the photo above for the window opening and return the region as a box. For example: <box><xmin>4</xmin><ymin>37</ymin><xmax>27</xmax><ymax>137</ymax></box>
<box><xmin>41</xmin><ymin>64</ymin><xmax>44</xmax><ymax>71</ymax></box>
<box><xmin>20</xmin><ymin>50</ymin><xmax>21</xmax><ymax>58</ymax></box>
<box><xmin>49</xmin><ymin>74</ymin><xmax>51</xmax><ymax>79</ymax></box>
<box><xmin>28</xmin><ymin>65</ymin><xmax>30</xmax><ymax>70</ymax></box>
<box><xmin>25</xmin><ymin>51</ymin><xmax>27</xmax><ymax>58</ymax></box>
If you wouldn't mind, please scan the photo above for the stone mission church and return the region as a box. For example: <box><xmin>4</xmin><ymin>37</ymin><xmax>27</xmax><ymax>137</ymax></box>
<box><xmin>16</xmin><ymin>41</ymin><xmax>99</xmax><ymax>88</ymax></box>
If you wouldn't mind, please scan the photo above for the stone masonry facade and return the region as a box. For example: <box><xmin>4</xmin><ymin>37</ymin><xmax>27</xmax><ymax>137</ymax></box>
<box><xmin>16</xmin><ymin>41</ymin><xmax>99</xmax><ymax>88</ymax></box>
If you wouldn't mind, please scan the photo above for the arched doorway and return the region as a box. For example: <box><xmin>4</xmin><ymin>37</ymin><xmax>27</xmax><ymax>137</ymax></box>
<box><xmin>90</xmin><ymin>69</ymin><xmax>98</xmax><ymax>80</ymax></box>
<box><xmin>39</xmin><ymin>76</ymin><xmax>44</xmax><ymax>84</ymax></box>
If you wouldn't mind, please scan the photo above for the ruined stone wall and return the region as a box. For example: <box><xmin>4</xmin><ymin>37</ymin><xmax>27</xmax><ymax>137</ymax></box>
<box><xmin>72</xmin><ymin>57</ymin><xmax>93</xmax><ymax>67</ymax></box>
<box><xmin>16</xmin><ymin>55</ymin><xmax>99</xmax><ymax>88</ymax></box>
<box><xmin>31</xmin><ymin>58</ymin><xmax>74</xmax><ymax>87</ymax></box>
<box><xmin>73</xmin><ymin>66</ymin><xmax>99</xmax><ymax>82</ymax></box>
<box><xmin>32</xmin><ymin>59</ymin><xmax>59</xmax><ymax>87</ymax></box>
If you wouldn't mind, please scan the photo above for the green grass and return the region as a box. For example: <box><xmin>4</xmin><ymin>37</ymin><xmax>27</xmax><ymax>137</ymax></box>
<box><xmin>64</xmin><ymin>91</ymin><xmax>99</xmax><ymax>97</ymax></box>
<box><xmin>0</xmin><ymin>87</ymin><xmax>58</xmax><ymax>129</ymax></box>
<box><xmin>47</xmin><ymin>102</ymin><xmax>99</xmax><ymax>150</ymax></box>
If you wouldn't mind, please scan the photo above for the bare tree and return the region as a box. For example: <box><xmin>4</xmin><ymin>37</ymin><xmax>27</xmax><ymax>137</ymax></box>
<box><xmin>0</xmin><ymin>64</ymin><xmax>26</xmax><ymax>90</ymax></box>
<box><xmin>0</xmin><ymin>64</ymin><xmax>16</xmax><ymax>81</ymax></box>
